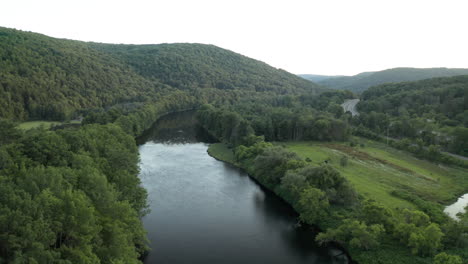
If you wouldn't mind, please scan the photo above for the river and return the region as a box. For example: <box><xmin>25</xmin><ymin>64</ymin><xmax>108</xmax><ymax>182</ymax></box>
<box><xmin>444</xmin><ymin>193</ymin><xmax>468</xmax><ymax>220</ymax></box>
<box><xmin>137</xmin><ymin>111</ymin><xmax>345</xmax><ymax>264</ymax></box>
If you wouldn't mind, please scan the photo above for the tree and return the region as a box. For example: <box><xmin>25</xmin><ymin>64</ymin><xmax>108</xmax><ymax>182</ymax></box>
<box><xmin>361</xmin><ymin>200</ymin><xmax>394</xmax><ymax>232</ymax></box>
<box><xmin>316</xmin><ymin>220</ymin><xmax>384</xmax><ymax>250</ymax></box>
<box><xmin>253</xmin><ymin>146</ymin><xmax>304</xmax><ymax>187</ymax></box>
<box><xmin>433</xmin><ymin>252</ymin><xmax>463</xmax><ymax>264</ymax></box>
<box><xmin>298</xmin><ymin>187</ymin><xmax>329</xmax><ymax>224</ymax></box>
<box><xmin>278</xmin><ymin>171</ymin><xmax>308</xmax><ymax>203</ymax></box>
<box><xmin>0</xmin><ymin>119</ymin><xmax>21</xmax><ymax>145</ymax></box>
<box><xmin>299</xmin><ymin>165</ymin><xmax>358</xmax><ymax>206</ymax></box>
<box><xmin>407</xmin><ymin>223</ymin><xmax>443</xmax><ymax>256</ymax></box>
<box><xmin>340</xmin><ymin>155</ymin><xmax>348</xmax><ymax>167</ymax></box>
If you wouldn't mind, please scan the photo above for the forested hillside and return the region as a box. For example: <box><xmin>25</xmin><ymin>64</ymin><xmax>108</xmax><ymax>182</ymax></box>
<box><xmin>0</xmin><ymin>27</ymin><xmax>323</xmax><ymax>121</ymax></box>
<box><xmin>91</xmin><ymin>43</ymin><xmax>323</xmax><ymax>94</ymax></box>
<box><xmin>356</xmin><ymin>75</ymin><xmax>468</xmax><ymax>155</ymax></box>
<box><xmin>0</xmin><ymin>27</ymin><xmax>167</xmax><ymax>120</ymax></box>
<box><xmin>317</xmin><ymin>68</ymin><xmax>468</xmax><ymax>93</ymax></box>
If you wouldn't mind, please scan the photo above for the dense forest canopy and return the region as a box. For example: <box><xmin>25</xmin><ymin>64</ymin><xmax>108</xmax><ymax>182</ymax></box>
<box><xmin>312</xmin><ymin>67</ymin><xmax>468</xmax><ymax>93</ymax></box>
<box><xmin>0</xmin><ymin>27</ymin><xmax>324</xmax><ymax>121</ymax></box>
<box><xmin>0</xmin><ymin>120</ymin><xmax>149</xmax><ymax>263</ymax></box>
<box><xmin>90</xmin><ymin>43</ymin><xmax>323</xmax><ymax>94</ymax></box>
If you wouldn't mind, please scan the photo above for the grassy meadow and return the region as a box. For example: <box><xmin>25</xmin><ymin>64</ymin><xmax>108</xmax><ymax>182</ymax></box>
<box><xmin>17</xmin><ymin>120</ymin><xmax>82</xmax><ymax>130</ymax></box>
<box><xmin>282</xmin><ymin>137</ymin><xmax>468</xmax><ymax>210</ymax></box>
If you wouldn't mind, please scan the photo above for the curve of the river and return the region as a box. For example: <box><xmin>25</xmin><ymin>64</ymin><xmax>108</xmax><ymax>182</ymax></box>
<box><xmin>137</xmin><ymin>111</ymin><xmax>345</xmax><ymax>264</ymax></box>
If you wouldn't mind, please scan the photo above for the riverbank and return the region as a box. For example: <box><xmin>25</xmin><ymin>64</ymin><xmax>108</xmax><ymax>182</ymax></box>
<box><xmin>207</xmin><ymin>142</ymin><xmax>468</xmax><ymax>264</ymax></box>
<box><xmin>207</xmin><ymin>143</ymin><xmax>354</xmax><ymax>264</ymax></box>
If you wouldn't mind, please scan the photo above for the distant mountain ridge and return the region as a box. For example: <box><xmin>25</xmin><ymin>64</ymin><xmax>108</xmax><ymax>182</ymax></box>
<box><xmin>298</xmin><ymin>74</ymin><xmax>345</xmax><ymax>82</ymax></box>
<box><xmin>301</xmin><ymin>67</ymin><xmax>468</xmax><ymax>93</ymax></box>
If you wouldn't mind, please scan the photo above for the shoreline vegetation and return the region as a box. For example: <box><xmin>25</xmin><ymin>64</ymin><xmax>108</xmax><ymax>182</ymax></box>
<box><xmin>197</xmin><ymin>105</ymin><xmax>467</xmax><ymax>264</ymax></box>
<box><xmin>0</xmin><ymin>94</ymin><xmax>199</xmax><ymax>263</ymax></box>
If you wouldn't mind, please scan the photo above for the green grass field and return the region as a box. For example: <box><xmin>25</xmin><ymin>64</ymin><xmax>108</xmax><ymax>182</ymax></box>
<box><xmin>208</xmin><ymin>143</ymin><xmax>236</xmax><ymax>164</ymax></box>
<box><xmin>18</xmin><ymin>121</ymin><xmax>62</xmax><ymax>130</ymax></box>
<box><xmin>18</xmin><ymin>120</ymin><xmax>81</xmax><ymax>130</ymax></box>
<box><xmin>282</xmin><ymin>138</ymin><xmax>468</xmax><ymax>210</ymax></box>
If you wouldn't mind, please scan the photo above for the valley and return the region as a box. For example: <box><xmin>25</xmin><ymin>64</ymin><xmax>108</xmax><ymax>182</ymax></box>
<box><xmin>0</xmin><ymin>26</ymin><xmax>466</xmax><ymax>264</ymax></box>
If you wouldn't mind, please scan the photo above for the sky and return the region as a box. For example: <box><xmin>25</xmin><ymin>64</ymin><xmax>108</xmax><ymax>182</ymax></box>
<box><xmin>1</xmin><ymin>0</ymin><xmax>468</xmax><ymax>75</ymax></box>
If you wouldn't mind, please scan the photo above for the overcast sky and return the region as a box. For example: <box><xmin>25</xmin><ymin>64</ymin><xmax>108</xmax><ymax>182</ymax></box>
<box><xmin>2</xmin><ymin>0</ymin><xmax>467</xmax><ymax>75</ymax></box>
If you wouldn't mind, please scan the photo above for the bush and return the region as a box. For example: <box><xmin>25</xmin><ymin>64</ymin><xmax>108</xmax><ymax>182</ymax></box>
<box><xmin>340</xmin><ymin>155</ymin><xmax>348</xmax><ymax>167</ymax></box>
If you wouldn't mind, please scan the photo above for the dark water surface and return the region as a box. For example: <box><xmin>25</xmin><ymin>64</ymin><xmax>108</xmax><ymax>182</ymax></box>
<box><xmin>138</xmin><ymin>111</ymin><xmax>340</xmax><ymax>264</ymax></box>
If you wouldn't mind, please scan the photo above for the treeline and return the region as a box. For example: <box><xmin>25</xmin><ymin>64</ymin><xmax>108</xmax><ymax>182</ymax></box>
<box><xmin>196</xmin><ymin>90</ymin><xmax>353</xmax><ymax>144</ymax></box>
<box><xmin>197</xmin><ymin>106</ymin><xmax>467</xmax><ymax>264</ymax></box>
<box><xmin>83</xmin><ymin>91</ymin><xmax>199</xmax><ymax>136</ymax></box>
<box><xmin>0</xmin><ymin>119</ymin><xmax>148</xmax><ymax>263</ymax></box>
<box><xmin>356</xmin><ymin>75</ymin><xmax>468</xmax><ymax>156</ymax></box>
<box><xmin>197</xmin><ymin>104</ymin><xmax>349</xmax><ymax>143</ymax></box>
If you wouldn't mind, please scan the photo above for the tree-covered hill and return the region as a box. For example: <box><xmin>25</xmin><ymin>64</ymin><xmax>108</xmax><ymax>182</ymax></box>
<box><xmin>356</xmin><ymin>75</ymin><xmax>468</xmax><ymax>155</ymax></box>
<box><xmin>0</xmin><ymin>27</ymin><xmax>167</xmax><ymax>120</ymax></box>
<box><xmin>91</xmin><ymin>43</ymin><xmax>324</xmax><ymax>94</ymax></box>
<box><xmin>316</xmin><ymin>67</ymin><xmax>468</xmax><ymax>93</ymax></box>
<box><xmin>0</xmin><ymin>27</ymin><xmax>324</xmax><ymax>121</ymax></box>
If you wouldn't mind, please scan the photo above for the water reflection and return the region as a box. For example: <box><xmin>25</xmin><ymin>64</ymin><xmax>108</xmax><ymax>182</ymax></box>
<box><xmin>137</xmin><ymin>110</ymin><xmax>216</xmax><ymax>145</ymax></box>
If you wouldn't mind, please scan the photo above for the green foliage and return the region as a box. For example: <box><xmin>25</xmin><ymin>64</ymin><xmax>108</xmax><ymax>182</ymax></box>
<box><xmin>298</xmin><ymin>187</ymin><xmax>329</xmax><ymax>224</ymax></box>
<box><xmin>441</xmin><ymin>207</ymin><xmax>468</xmax><ymax>250</ymax></box>
<box><xmin>253</xmin><ymin>146</ymin><xmax>304</xmax><ymax>187</ymax></box>
<box><xmin>434</xmin><ymin>252</ymin><xmax>463</xmax><ymax>264</ymax></box>
<box><xmin>0</xmin><ymin>27</ymin><xmax>324</xmax><ymax>121</ymax></box>
<box><xmin>316</xmin><ymin>220</ymin><xmax>384</xmax><ymax>250</ymax></box>
<box><xmin>91</xmin><ymin>43</ymin><xmax>324</xmax><ymax>95</ymax></box>
<box><xmin>361</xmin><ymin>200</ymin><xmax>395</xmax><ymax>231</ymax></box>
<box><xmin>340</xmin><ymin>155</ymin><xmax>348</xmax><ymax>166</ymax></box>
<box><xmin>357</xmin><ymin>75</ymin><xmax>468</xmax><ymax>156</ymax></box>
<box><xmin>295</xmin><ymin>165</ymin><xmax>358</xmax><ymax>206</ymax></box>
<box><xmin>0</xmin><ymin>123</ymin><xmax>148</xmax><ymax>263</ymax></box>
<box><xmin>0</xmin><ymin>119</ymin><xmax>22</xmax><ymax>145</ymax></box>
<box><xmin>450</xmin><ymin>127</ymin><xmax>468</xmax><ymax>156</ymax></box>
<box><xmin>392</xmin><ymin>209</ymin><xmax>444</xmax><ymax>256</ymax></box>
<box><xmin>390</xmin><ymin>190</ymin><xmax>448</xmax><ymax>224</ymax></box>
<box><xmin>197</xmin><ymin>102</ymin><xmax>350</xmax><ymax>144</ymax></box>
<box><xmin>278</xmin><ymin>171</ymin><xmax>309</xmax><ymax>204</ymax></box>
<box><xmin>407</xmin><ymin>223</ymin><xmax>444</xmax><ymax>256</ymax></box>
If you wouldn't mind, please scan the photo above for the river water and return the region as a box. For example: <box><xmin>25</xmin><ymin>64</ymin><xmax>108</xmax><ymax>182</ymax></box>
<box><xmin>444</xmin><ymin>193</ymin><xmax>468</xmax><ymax>220</ymax></box>
<box><xmin>137</xmin><ymin>111</ymin><xmax>343</xmax><ymax>264</ymax></box>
